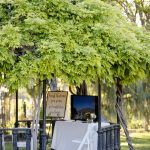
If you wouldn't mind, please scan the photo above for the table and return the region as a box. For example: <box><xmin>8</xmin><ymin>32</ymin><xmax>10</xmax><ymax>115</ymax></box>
<box><xmin>51</xmin><ymin>121</ymin><xmax>110</xmax><ymax>150</ymax></box>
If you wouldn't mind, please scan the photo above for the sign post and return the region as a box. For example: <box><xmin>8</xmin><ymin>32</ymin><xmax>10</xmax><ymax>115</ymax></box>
<box><xmin>42</xmin><ymin>79</ymin><xmax>47</xmax><ymax>150</ymax></box>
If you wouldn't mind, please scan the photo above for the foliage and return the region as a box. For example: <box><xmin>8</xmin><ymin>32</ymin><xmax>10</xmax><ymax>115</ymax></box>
<box><xmin>102</xmin><ymin>0</ymin><xmax>150</xmax><ymax>130</ymax></box>
<box><xmin>0</xmin><ymin>0</ymin><xmax>149</xmax><ymax>91</ymax></box>
<box><xmin>123</xmin><ymin>79</ymin><xmax>150</xmax><ymax>130</ymax></box>
<box><xmin>102</xmin><ymin>0</ymin><xmax>150</xmax><ymax>30</ymax></box>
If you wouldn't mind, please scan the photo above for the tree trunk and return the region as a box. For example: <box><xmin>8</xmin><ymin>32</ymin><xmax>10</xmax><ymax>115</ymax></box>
<box><xmin>115</xmin><ymin>78</ymin><xmax>135</xmax><ymax>150</ymax></box>
<box><xmin>144</xmin><ymin>112</ymin><xmax>150</xmax><ymax>131</ymax></box>
<box><xmin>116</xmin><ymin>78</ymin><xmax>123</xmax><ymax>124</ymax></box>
<box><xmin>31</xmin><ymin>80</ymin><xmax>42</xmax><ymax>150</ymax></box>
<box><xmin>76</xmin><ymin>80</ymin><xmax>88</xmax><ymax>95</ymax></box>
<box><xmin>48</xmin><ymin>77</ymin><xmax>58</xmax><ymax>91</ymax></box>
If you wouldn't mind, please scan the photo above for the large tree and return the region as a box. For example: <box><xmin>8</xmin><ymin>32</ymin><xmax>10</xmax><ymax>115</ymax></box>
<box><xmin>0</xmin><ymin>0</ymin><xmax>148</xmax><ymax>89</ymax></box>
<box><xmin>0</xmin><ymin>0</ymin><xmax>149</xmax><ymax>149</ymax></box>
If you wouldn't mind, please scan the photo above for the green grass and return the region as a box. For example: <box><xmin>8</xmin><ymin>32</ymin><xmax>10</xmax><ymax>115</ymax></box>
<box><xmin>5</xmin><ymin>142</ymin><xmax>25</xmax><ymax>150</ymax></box>
<box><xmin>121</xmin><ymin>131</ymin><xmax>150</xmax><ymax>150</ymax></box>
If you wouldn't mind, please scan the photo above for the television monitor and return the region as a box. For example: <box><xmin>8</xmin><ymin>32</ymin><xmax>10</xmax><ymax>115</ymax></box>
<box><xmin>71</xmin><ymin>95</ymin><xmax>98</xmax><ymax>121</ymax></box>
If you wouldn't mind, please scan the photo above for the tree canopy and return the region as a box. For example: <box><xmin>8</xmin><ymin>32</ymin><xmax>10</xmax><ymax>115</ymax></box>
<box><xmin>0</xmin><ymin>0</ymin><xmax>149</xmax><ymax>91</ymax></box>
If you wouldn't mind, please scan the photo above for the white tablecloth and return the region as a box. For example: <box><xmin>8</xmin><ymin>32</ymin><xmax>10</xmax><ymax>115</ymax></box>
<box><xmin>51</xmin><ymin>121</ymin><xmax>110</xmax><ymax>150</ymax></box>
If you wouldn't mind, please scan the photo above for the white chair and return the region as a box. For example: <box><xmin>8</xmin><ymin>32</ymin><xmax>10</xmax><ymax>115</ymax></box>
<box><xmin>72</xmin><ymin>138</ymin><xmax>91</xmax><ymax>150</ymax></box>
<box><xmin>72</xmin><ymin>125</ymin><xmax>95</xmax><ymax>150</ymax></box>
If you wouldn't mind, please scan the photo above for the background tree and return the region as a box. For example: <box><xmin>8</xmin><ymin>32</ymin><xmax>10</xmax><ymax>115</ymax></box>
<box><xmin>102</xmin><ymin>0</ymin><xmax>150</xmax><ymax>131</ymax></box>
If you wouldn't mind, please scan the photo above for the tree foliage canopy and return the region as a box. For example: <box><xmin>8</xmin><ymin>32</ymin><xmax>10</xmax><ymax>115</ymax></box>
<box><xmin>0</xmin><ymin>0</ymin><xmax>149</xmax><ymax>91</ymax></box>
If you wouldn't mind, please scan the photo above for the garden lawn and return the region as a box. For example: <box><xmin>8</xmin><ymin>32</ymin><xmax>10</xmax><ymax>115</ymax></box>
<box><xmin>121</xmin><ymin>131</ymin><xmax>150</xmax><ymax>150</ymax></box>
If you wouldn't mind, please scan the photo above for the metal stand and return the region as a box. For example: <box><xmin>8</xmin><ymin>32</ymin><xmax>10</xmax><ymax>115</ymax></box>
<box><xmin>41</xmin><ymin>79</ymin><xmax>47</xmax><ymax>150</ymax></box>
<box><xmin>15</xmin><ymin>90</ymin><xmax>19</xmax><ymax>128</ymax></box>
<box><xmin>97</xmin><ymin>79</ymin><xmax>102</xmax><ymax>150</ymax></box>
<box><xmin>39</xmin><ymin>120</ymin><xmax>43</xmax><ymax>150</ymax></box>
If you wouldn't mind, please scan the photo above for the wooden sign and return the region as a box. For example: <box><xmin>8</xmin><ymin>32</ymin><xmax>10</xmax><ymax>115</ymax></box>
<box><xmin>46</xmin><ymin>91</ymin><xmax>68</xmax><ymax>118</ymax></box>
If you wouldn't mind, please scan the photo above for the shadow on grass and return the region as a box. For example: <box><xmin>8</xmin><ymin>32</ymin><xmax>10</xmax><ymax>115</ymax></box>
<box><xmin>121</xmin><ymin>132</ymin><xmax>150</xmax><ymax>150</ymax></box>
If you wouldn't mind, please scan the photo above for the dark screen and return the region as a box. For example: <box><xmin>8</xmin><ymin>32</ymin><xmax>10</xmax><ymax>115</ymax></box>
<box><xmin>71</xmin><ymin>95</ymin><xmax>98</xmax><ymax>121</ymax></box>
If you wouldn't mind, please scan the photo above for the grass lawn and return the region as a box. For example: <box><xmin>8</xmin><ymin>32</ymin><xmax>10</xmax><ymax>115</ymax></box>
<box><xmin>121</xmin><ymin>131</ymin><xmax>150</xmax><ymax>150</ymax></box>
<box><xmin>5</xmin><ymin>131</ymin><xmax>150</xmax><ymax>150</ymax></box>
